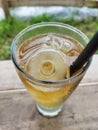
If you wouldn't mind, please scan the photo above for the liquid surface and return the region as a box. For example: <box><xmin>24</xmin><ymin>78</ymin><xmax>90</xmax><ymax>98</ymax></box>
<box><xmin>17</xmin><ymin>33</ymin><xmax>83</xmax><ymax>80</ymax></box>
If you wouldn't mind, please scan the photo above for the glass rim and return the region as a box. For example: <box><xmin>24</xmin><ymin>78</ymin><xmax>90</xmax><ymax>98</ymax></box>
<box><xmin>11</xmin><ymin>22</ymin><xmax>92</xmax><ymax>85</ymax></box>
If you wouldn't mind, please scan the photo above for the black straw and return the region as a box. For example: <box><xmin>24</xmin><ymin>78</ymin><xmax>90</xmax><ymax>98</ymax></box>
<box><xmin>70</xmin><ymin>31</ymin><xmax>98</xmax><ymax>75</ymax></box>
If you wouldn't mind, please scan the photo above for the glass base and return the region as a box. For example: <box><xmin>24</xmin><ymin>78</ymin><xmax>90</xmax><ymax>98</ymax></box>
<box><xmin>36</xmin><ymin>104</ymin><xmax>63</xmax><ymax>117</ymax></box>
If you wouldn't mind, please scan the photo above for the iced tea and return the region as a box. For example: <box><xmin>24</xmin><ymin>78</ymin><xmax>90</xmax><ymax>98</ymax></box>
<box><xmin>11</xmin><ymin>22</ymin><xmax>91</xmax><ymax>116</ymax></box>
<box><xmin>17</xmin><ymin>33</ymin><xmax>83</xmax><ymax>107</ymax></box>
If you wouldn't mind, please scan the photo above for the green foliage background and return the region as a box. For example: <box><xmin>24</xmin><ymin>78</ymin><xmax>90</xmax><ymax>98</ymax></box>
<box><xmin>0</xmin><ymin>14</ymin><xmax>98</xmax><ymax>60</ymax></box>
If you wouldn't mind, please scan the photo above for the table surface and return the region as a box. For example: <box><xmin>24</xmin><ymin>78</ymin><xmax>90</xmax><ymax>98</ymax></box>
<box><xmin>0</xmin><ymin>55</ymin><xmax>98</xmax><ymax>130</ymax></box>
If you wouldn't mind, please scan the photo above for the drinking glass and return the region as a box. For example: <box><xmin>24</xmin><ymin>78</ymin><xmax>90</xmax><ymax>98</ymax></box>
<box><xmin>11</xmin><ymin>22</ymin><xmax>92</xmax><ymax>117</ymax></box>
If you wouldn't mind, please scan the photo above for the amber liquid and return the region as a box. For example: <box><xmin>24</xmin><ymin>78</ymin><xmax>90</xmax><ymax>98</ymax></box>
<box><xmin>17</xmin><ymin>33</ymin><xmax>83</xmax><ymax>108</ymax></box>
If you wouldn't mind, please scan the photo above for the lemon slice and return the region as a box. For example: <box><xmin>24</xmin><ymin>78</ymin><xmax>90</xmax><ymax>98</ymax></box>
<box><xmin>25</xmin><ymin>49</ymin><xmax>69</xmax><ymax>80</ymax></box>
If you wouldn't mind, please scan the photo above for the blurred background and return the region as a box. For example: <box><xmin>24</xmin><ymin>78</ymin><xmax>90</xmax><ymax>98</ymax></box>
<box><xmin>0</xmin><ymin>0</ymin><xmax>98</xmax><ymax>60</ymax></box>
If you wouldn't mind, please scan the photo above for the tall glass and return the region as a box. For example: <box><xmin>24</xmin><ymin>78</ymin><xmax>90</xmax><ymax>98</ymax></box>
<box><xmin>11</xmin><ymin>22</ymin><xmax>92</xmax><ymax>117</ymax></box>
